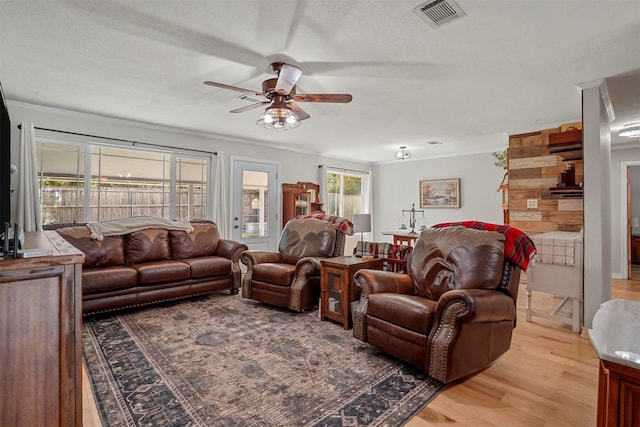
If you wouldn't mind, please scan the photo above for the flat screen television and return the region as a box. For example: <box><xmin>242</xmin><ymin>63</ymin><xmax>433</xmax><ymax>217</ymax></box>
<box><xmin>0</xmin><ymin>81</ymin><xmax>11</xmax><ymax>226</ymax></box>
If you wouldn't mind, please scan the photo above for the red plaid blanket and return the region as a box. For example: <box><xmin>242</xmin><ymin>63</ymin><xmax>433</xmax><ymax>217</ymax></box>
<box><xmin>294</xmin><ymin>214</ymin><xmax>354</xmax><ymax>236</ymax></box>
<box><xmin>432</xmin><ymin>221</ymin><xmax>536</xmax><ymax>271</ymax></box>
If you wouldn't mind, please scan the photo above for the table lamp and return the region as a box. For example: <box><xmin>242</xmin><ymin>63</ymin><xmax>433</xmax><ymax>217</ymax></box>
<box><xmin>353</xmin><ymin>214</ymin><xmax>372</xmax><ymax>257</ymax></box>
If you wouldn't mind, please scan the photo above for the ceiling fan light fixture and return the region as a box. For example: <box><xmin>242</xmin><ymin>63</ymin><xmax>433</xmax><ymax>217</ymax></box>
<box><xmin>395</xmin><ymin>146</ymin><xmax>411</xmax><ymax>160</ymax></box>
<box><xmin>257</xmin><ymin>106</ymin><xmax>301</xmax><ymax>130</ymax></box>
<box><xmin>619</xmin><ymin>123</ymin><xmax>640</xmax><ymax>138</ymax></box>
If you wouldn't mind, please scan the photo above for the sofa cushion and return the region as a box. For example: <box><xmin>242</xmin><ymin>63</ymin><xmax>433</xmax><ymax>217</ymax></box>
<box><xmin>181</xmin><ymin>256</ymin><xmax>231</xmax><ymax>278</ymax></box>
<box><xmin>56</xmin><ymin>226</ymin><xmax>125</xmax><ymax>268</ymax></box>
<box><xmin>409</xmin><ymin>227</ymin><xmax>505</xmax><ymax>300</ymax></box>
<box><xmin>82</xmin><ymin>266</ymin><xmax>137</xmax><ymax>294</ymax></box>
<box><xmin>131</xmin><ymin>260</ymin><xmax>191</xmax><ymax>285</ymax></box>
<box><xmin>126</xmin><ymin>228</ymin><xmax>170</xmax><ymax>264</ymax></box>
<box><xmin>278</xmin><ymin>218</ymin><xmax>336</xmax><ymax>265</ymax></box>
<box><xmin>252</xmin><ymin>263</ymin><xmax>296</xmax><ymax>287</ymax></box>
<box><xmin>170</xmin><ymin>222</ymin><xmax>220</xmax><ymax>259</ymax></box>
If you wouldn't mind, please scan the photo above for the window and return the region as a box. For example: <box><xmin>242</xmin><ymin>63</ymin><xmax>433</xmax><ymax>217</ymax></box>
<box><xmin>37</xmin><ymin>141</ymin><xmax>211</xmax><ymax>225</ymax></box>
<box><xmin>325</xmin><ymin>169</ymin><xmax>369</xmax><ymax>221</ymax></box>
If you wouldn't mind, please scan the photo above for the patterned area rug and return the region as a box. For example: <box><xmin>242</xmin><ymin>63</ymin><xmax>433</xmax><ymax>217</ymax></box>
<box><xmin>83</xmin><ymin>293</ymin><xmax>444</xmax><ymax>427</ymax></box>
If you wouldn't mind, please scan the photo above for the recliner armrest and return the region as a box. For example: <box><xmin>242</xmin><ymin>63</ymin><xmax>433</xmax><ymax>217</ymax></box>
<box><xmin>434</xmin><ymin>289</ymin><xmax>516</xmax><ymax>324</ymax></box>
<box><xmin>294</xmin><ymin>256</ymin><xmax>322</xmax><ymax>275</ymax></box>
<box><xmin>354</xmin><ymin>270</ymin><xmax>414</xmax><ymax>296</ymax></box>
<box><xmin>288</xmin><ymin>256</ymin><xmax>323</xmax><ymax>312</ymax></box>
<box><xmin>240</xmin><ymin>250</ymin><xmax>283</xmax><ymax>268</ymax></box>
<box><xmin>428</xmin><ymin>288</ymin><xmax>517</xmax><ymax>383</ymax></box>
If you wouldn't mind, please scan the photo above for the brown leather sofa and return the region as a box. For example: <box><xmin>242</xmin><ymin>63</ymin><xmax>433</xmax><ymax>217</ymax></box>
<box><xmin>353</xmin><ymin>226</ymin><xmax>525</xmax><ymax>384</ymax></box>
<box><xmin>240</xmin><ymin>215</ymin><xmax>353</xmax><ymax>312</ymax></box>
<box><xmin>49</xmin><ymin>220</ymin><xmax>247</xmax><ymax>315</ymax></box>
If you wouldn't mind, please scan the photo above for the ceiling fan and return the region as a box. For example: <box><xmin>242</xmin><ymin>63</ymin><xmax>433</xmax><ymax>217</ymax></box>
<box><xmin>204</xmin><ymin>62</ymin><xmax>352</xmax><ymax>130</ymax></box>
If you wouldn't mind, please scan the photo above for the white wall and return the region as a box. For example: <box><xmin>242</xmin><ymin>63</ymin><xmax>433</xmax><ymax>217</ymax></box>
<box><xmin>582</xmin><ymin>82</ymin><xmax>613</xmax><ymax>329</ymax></box>
<box><xmin>610</xmin><ymin>146</ymin><xmax>640</xmax><ymax>278</ymax></box>
<box><xmin>373</xmin><ymin>152</ymin><xmax>505</xmax><ymax>241</ymax></box>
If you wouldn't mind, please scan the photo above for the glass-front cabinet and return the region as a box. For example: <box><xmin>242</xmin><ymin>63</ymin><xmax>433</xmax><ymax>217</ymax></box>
<box><xmin>320</xmin><ymin>256</ymin><xmax>383</xmax><ymax>329</ymax></box>
<box><xmin>294</xmin><ymin>193</ymin><xmax>311</xmax><ymax>217</ymax></box>
<box><xmin>282</xmin><ymin>182</ymin><xmax>323</xmax><ymax>227</ymax></box>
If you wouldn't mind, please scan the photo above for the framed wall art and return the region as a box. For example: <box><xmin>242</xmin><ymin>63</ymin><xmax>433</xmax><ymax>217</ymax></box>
<box><xmin>419</xmin><ymin>178</ymin><xmax>460</xmax><ymax>208</ymax></box>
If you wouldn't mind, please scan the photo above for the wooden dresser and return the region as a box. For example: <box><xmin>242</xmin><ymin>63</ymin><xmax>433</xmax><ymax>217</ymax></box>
<box><xmin>0</xmin><ymin>231</ymin><xmax>84</xmax><ymax>426</ymax></box>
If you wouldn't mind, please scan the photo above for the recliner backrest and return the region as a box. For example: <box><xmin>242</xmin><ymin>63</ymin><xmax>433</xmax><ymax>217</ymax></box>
<box><xmin>408</xmin><ymin>226</ymin><xmax>505</xmax><ymax>300</ymax></box>
<box><xmin>278</xmin><ymin>218</ymin><xmax>338</xmax><ymax>264</ymax></box>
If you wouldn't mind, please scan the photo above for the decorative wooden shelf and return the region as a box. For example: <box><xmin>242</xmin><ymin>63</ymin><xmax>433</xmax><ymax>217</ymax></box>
<box><xmin>549</xmin><ymin>186</ymin><xmax>583</xmax><ymax>198</ymax></box>
<box><xmin>548</xmin><ymin>130</ymin><xmax>583</xmax><ymax>160</ymax></box>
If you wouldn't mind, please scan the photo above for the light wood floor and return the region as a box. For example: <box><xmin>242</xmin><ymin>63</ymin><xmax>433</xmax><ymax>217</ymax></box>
<box><xmin>82</xmin><ymin>277</ymin><xmax>640</xmax><ymax>427</ymax></box>
<box><xmin>407</xmin><ymin>276</ymin><xmax>640</xmax><ymax>427</ymax></box>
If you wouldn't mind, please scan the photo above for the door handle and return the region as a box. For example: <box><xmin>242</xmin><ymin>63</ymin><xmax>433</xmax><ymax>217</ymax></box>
<box><xmin>234</xmin><ymin>225</ymin><xmax>239</xmax><ymax>229</ymax></box>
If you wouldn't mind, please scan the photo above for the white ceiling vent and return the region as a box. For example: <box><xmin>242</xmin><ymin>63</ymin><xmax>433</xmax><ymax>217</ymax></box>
<box><xmin>414</xmin><ymin>0</ymin><xmax>465</xmax><ymax>28</ymax></box>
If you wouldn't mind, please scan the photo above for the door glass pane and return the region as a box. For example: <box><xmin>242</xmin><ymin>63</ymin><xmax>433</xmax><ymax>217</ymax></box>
<box><xmin>242</xmin><ymin>170</ymin><xmax>269</xmax><ymax>238</ymax></box>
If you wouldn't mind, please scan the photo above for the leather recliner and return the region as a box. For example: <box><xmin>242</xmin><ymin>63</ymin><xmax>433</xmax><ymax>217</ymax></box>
<box><xmin>240</xmin><ymin>215</ymin><xmax>353</xmax><ymax>312</ymax></box>
<box><xmin>353</xmin><ymin>225</ymin><xmax>529</xmax><ymax>384</ymax></box>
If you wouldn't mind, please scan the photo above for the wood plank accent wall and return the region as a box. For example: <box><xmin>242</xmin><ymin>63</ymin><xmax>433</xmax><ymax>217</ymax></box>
<box><xmin>508</xmin><ymin>128</ymin><xmax>584</xmax><ymax>234</ymax></box>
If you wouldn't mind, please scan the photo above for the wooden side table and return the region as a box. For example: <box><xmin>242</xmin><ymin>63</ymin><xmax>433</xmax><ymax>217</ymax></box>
<box><xmin>320</xmin><ymin>256</ymin><xmax>383</xmax><ymax>329</ymax></box>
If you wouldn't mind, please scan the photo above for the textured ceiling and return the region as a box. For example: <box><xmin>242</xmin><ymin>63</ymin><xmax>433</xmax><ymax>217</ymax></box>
<box><xmin>1</xmin><ymin>0</ymin><xmax>639</xmax><ymax>163</ymax></box>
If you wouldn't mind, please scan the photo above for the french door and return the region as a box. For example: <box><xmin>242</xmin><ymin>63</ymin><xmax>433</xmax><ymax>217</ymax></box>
<box><xmin>230</xmin><ymin>157</ymin><xmax>279</xmax><ymax>251</ymax></box>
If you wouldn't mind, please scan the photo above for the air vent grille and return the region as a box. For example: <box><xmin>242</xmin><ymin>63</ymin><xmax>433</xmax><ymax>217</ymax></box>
<box><xmin>414</xmin><ymin>0</ymin><xmax>465</xmax><ymax>28</ymax></box>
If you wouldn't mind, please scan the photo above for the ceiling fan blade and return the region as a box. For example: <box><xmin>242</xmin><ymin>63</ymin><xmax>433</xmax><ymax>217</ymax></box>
<box><xmin>275</xmin><ymin>64</ymin><xmax>303</xmax><ymax>95</ymax></box>
<box><xmin>229</xmin><ymin>101</ymin><xmax>271</xmax><ymax>114</ymax></box>
<box><xmin>204</xmin><ymin>81</ymin><xmax>263</xmax><ymax>96</ymax></box>
<box><xmin>288</xmin><ymin>102</ymin><xmax>310</xmax><ymax>120</ymax></box>
<box><xmin>293</xmin><ymin>93</ymin><xmax>353</xmax><ymax>103</ymax></box>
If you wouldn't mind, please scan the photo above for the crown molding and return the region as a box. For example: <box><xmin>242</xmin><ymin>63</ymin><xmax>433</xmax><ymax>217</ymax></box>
<box><xmin>6</xmin><ymin>100</ymin><xmax>375</xmax><ymax>166</ymax></box>
<box><xmin>577</xmin><ymin>79</ymin><xmax>615</xmax><ymax>122</ymax></box>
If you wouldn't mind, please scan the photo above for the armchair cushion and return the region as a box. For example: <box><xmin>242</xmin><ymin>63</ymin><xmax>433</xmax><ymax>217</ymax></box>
<box><xmin>368</xmin><ymin>294</ymin><xmax>437</xmax><ymax>335</ymax></box>
<box><xmin>253</xmin><ymin>263</ymin><xmax>296</xmax><ymax>286</ymax></box>
<box><xmin>409</xmin><ymin>227</ymin><xmax>505</xmax><ymax>300</ymax></box>
<box><xmin>278</xmin><ymin>218</ymin><xmax>337</xmax><ymax>264</ymax></box>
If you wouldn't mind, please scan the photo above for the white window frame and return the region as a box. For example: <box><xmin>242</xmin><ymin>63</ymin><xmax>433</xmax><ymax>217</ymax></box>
<box><xmin>37</xmin><ymin>137</ymin><xmax>213</xmax><ymax>223</ymax></box>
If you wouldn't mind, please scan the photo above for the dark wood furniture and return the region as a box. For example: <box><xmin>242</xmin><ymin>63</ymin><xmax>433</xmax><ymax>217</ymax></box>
<box><xmin>0</xmin><ymin>231</ymin><xmax>84</xmax><ymax>426</ymax></box>
<box><xmin>282</xmin><ymin>181</ymin><xmax>324</xmax><ymax>227</ymax></box>
<box><xmin>590</xmin><ymin>298</ymin><xmax>640</xmax><ymax>427</ymax></box>
<box><xmin>631</xmin><ymin>236</ymin><xmax>640</xmax><ymax>264</ymax></box>
<box><xmin>320</xmin><ymin>256</ymin><xmax>383</xmax><ymax>329</ymax></box>
<box><xmin>597</xmin><ymin>359</ymin><xmax>640</xmax><ymax>427</ymax></box>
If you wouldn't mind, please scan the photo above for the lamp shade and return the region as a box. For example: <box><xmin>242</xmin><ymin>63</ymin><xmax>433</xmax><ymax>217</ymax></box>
<box><xmin>353</xmin><ymin>214</ymin><xmax>372</xmax><ymax>233</ymax></box>
<box><xmin>632</xmin><ymin>217</ymin><xmax>640</xmax><ymax>229</ymax></box>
